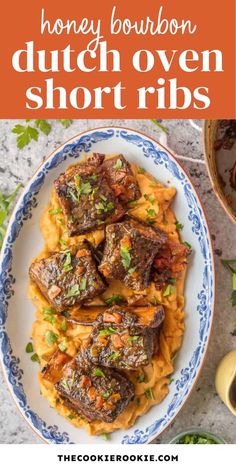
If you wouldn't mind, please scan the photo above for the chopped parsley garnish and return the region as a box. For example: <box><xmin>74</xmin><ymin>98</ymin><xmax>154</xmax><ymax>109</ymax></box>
<box><xmin>144</xmin><ymin>194</ymin><xmax>156</xmax><ymax>205</ymax></box>
<box><xmin>43</xmin><ymin>313</ymin><xmax>56</xmax><ymax>324</ymax></box>
<box><xmin>127</xmin><ymin>200</ymin><xmax>138</xmax><ymax>208</ymax></box>
<box><xmin>113</xmin><ymin>159</ymin><xmax>123</xmax><ymax>170</ymax></box>
<box><xmin>168</xmin><ymin>277</ymin><xmax>176</xmax><ymax>285</ymax></box>
<box><xmin>79</xmin><ymin>277</ymin><xmax>87</xmax><ymax>291</ymax></box>
<box><xmin>101</xmin><ymin>433</ymin><xmax>110</xmax><ymax>441</ymax></box>
<box><xmin>25</xmin><ymin>342</ymin><xmax>33</xmax><ymax>353</ymax></box>
<box><xmin>184</xmin><ymin>241</ymin><xmax>192</xmax><ymax>249</ymax></box>
<box><xmin>176</xmin><ymin>434</ymin><xmax>218</xmax><ymax>444</ymax></box>
<box><xmin>144</xmin><ymin>387</ymin><xmax>155</xmax><ymax>400</ymax></box>
<box><xmin>221</xmin><ymin>259</ymin><xmax>236</xmax><ymax>306</ymax></box>
<box><xmin>49</xmin><ymin>207</ymin><xmax>62</xmax><ymax>216</ymax></box>
<box><xmin>0</xmin><ymin>184</ymin><xmax>21</xmax><ymax>249</ymax></box>
<box><xmin>58</xmin><ymin>341</ymin><xmax>67</xmax><ymax>352</ymax></box>
<box><xmin>138</xmin><ymin>167</ymin><xmax>146</xmax><ymax>174</ymax></box>
<box><xmin>60</xmin><ymin>319</ymin><xmax>68</xmax><ymax>332</ymax></box>
<box><xmin>60</xmin><ymin>379</ymin><xmax>70</xmax><ymax>391</ymax></box>
<box><xmin>93</xmin><ymin>368</ymin><xmax>105</xmax><ymax>378</ymax></box>
<box><xmin>59</xmin><ymin>239</ymin><xmax>68</xmax><ymax>248</ymax></box>
<box><xmin>163</xmin><ymin>214</ymin><xmax>168</xmax><ymax>225</ymax></box>
<box><xmin>95</xmin><ymin>200</ymin><xmax>114</xmax><ymax>213</ymax></box>
<box><xmin>65</xmin><ymin>284</ymin><xmax>80</xmax><ymax>298</ymax></box>
<box><xmin>68</xmin><ymin>179</ymin><xmax>92</xmax><ymax>202</ymax></box>
<box><xmin>128</xmin><ymin>335</ymin><xmax>140</xmax><ymax>343</ymax></box>
<box><xmin>108</xmin><ymin>352</ymin><xmax>121</xmax><ymax>361</ymax></box>
<box><xmin>102</xmin><ymin>391</ymin><xmax>111</xmax><ymax>399</ymax></box>
<box><xmin>120</xmin><ymin>245</ymin><xmax>131</xmax><ymax>269</ymax></box>
<box><xmin>31</xmin><ymin>353</ymin><xmax>40</xmax><ymax>363</ymax></box>
<box><xmin>99</xmin><ymin>327</ymin><xmax>117</xmax><ymax>337</ymax></box>
<box><xmin>105</xmin><ymin>294</ymin><xmax>124</xmax><ymax>306</ymax></box>
<box><xmin>146</xmin><ymin>217</ymin><xmax>155</xmax><ymax>225</ymax></box>
<box><xmin>67</xmin><ymin>414</ymin><xmax>76</xmax><ymax>420</ymax></box>
<box><xmin>67</xmin><ymin>188</ymin><xmax>78</xmax><ymax>202</ymax></box>
<box><xmin>63</xmin><ymin>251</ymin><xmax>73</xmax><ymax>272</ymax></box>
<box><xmin>163</xmin><ymin>284</ymin><xmax>174</xmax><ymax>297</ymax></box>
<box><xmin>128</xmin><ymin>266</ymin><xmax>136</xmax><ymax>274</ymax></box>
<box><xmin>65</xmin><ymin>279</ymin><xmax>87</xmax><ymax>298</ymax></box>
<box><xmin>75</xmin><ymin>180</ymin><xmax>92</xmax><ymax>199</ymax></box>
<box><xmin>42</xmin><ymin>307</ymin><xmax>56</xmax><ymax>315</ymax></box>
<box><xmin>175</xmin><ymin>221</ymin><xmax>184</xmax><ymax>231</ymax></box>
<box><xmin>146</xmin><ymin>208</ymin><xmax>156</xmax><ymax>217</ymax></box>
<box><xmin>45</xmin><ymin>330</ymin><xmax>58</xmax><ymax>346</ymax></box>
<box><xmin>137</xmin><ymin>373</ymin><xmax>146</xmax><ymax>383</ymax></box>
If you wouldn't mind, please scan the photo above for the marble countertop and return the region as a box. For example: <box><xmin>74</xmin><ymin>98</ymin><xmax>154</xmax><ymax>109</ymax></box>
<box><xmin>0</xmin><ymin>119</ymin><xmax>235</xmax><ymax>444</ymax></box>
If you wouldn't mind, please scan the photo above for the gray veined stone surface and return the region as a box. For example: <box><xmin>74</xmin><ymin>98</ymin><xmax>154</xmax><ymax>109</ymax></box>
<box><xmin>0</xmin><ymin>119</ymin><xmax>235</xmax><ymax>444</ymax></box>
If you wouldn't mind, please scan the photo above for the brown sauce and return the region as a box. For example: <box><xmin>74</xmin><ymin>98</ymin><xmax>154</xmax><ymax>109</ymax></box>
<box><xmin>229</xmin><ymin>376</ymin><xmax>236</xmax><ymax>409</ymax></box>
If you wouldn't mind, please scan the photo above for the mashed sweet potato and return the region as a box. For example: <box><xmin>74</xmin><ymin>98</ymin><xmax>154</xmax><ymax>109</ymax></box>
<box><xmin>28</xmin><ymin>160</ymin><xmax>186</xmax><ymax>436</ymax></box>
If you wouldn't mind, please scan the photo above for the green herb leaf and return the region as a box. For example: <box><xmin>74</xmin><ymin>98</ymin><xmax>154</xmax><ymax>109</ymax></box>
<box><xmin>59</xmin><ymin>239</ymin><xmax>68</xmax><ymax>248</ymax></box>
<box><xmin>138</xmin><ymin>167</ymin><xmax>146</xmax><ymax>174</ymax></box>
<box><xmin>25</xmin><ymin>342</ymin><xmax>34</xmax><ymax>353</ymax></box>
<box><xmin>184</xmin><ymin>241</ymin><xmax>192</xmax><ymax>249</ymax></box>
<box><xmin>67</xmin><ymin>414</ymin><xmax>76</xmax><ymax>420</ymax></box>
<box><xmin>144</xmin><ymin>387</ymin><xmax>155</xmax><ymax>400</ymax></box>
<box><xmin>175</xmin><ymin>221</ymin><xmax>184</xmax><ymax>231</ymax></box>
<box><xmin>45</xmin><ymin>330</ymin><xmax>58</xmax><ymax>346</ymax></box>
<box><xmin>151</xmin><ymin>119</ymin><xmax>169</xmax><ymax>135</ymax></box>
<box><xmin>49</xmin><ymin>207</ymin><xmax>62</xmax><ymax>216</ymax></box>
<box><xmin>93</xmin><ymin>368</ymin><xmax>105</xmax><ymax>378</ymax></box>
<box><xmin>12</xmin><ymin>124</ymin><xmax>39</xmax><ymax>149</ymax></box>
<box><xmin>42</xmin><ymin>307</ymin><xmax>56</xmax><ymax>315</ymax></box>
<box><xmin>113</xmin><ymin>159</ymin><xmax>123</xmax><ymax>170</ymax></box>
<box><xmin>108</xmin><ymin>352</ymin><xmax>120</xmax><ymax>361</ymax></box>
<box><xmin>120</xmin><ymin>245</ymin><xmax>131</xmax><ymax>269</ymax></box>
<box><xmin>60</xmin><ymin>119</ymin><xmax>73</xmax><ymax>128</ymax></box>
<box><xmin>101</xmin><ymin>433</ymin><xmax>110</xmax><ymax>441</ymax></box>
<box><xmin>60</xmin><ymin>379</ymin><xmax>70</xmax><ymax>391</ymax></box>
<box><xmin>144</xmin><ymin>194</ymin><xmax>156</xmax><ymax>205</ymax></box>
<box><xmin>0</xmin><ymin>184</ymin><xmax>21</xmax><ymax>248</ymax></box>
<box><xmin>128</xmin><ymin>335</ymin><xmax>139</xmax><ymax>343</ymax></box>
<box><xmin>35</xmin><ymin>120</ymin><xmax>52</xmax><ymax>136</ymax></box>
<box><xmin>43</xmin><ymin>313</ymin><xmax>56</xmax><ymax>324</ymax></box>
<box><xmin>102</xmin><ymin>391</ymin><xmax>111</xmax><ymax>399</ymax></box>
<box><xmin>128</xmin><ymin>266</ymin><xmax>136</xmax><ymax>274</ymax></box>
<box><xmin>137</xmin><ymin>373</ymin><xmax>146</xmax><ymax>383</ymax></box>
<box><xmin>146</xmin><ymin>208</ymin><xmax>156</xmax><ymax>217</ymax></box>
<box><xmin>163</xmin><ymin>284</ymin><xmax>174</xmax><ymax>297</ymax></box>
<box><xmin>65</xmin><ymin>284</ymin><xmax>80</xmax><ymax>298</ymax></box>
<box><xmin>99</xmin><ymin>327</ymin><xmax>117</xmax><ymax>337</ymax></box>
<box><xmin>60</xmin><ymin>319</ymin><xmax>68</xmax><ymax>332</ymax></box>
<box><xmin>58</xmin><ymin>341</ymin><xmax>67</xmax><ymax>352</ymax></box>
<box><xmin>31</xmin><ymin>353</ymin><xmax>40</xmax><ymax>363</ymax></box>
<box><xmin>80</xmin><ymin>277</ymin><xmax>87</xmax><ymax>291</ymax></box>
<box><xmin>63</xmin><ymin>251</ymin><xmax>72</xmax><ymax>272</ymax></box>
<box><xmin>105</xmin><ymin>294</ymin><xmax>124</xmax><ymax>306</ymax></box>
<box><xmin>233</xmin><ymin>273</ymin><xmax>236</xmax><ymax>291</ymax></box>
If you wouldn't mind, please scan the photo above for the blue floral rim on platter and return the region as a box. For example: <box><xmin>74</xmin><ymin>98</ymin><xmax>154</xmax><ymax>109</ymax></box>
<box><xmin>0</xmin><ymin>127</ymin><xmax>214</xmax><ymax>444</ymax></box>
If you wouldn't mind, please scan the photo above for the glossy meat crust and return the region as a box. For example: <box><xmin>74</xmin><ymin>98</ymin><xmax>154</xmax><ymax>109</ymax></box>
<box><xmin>54</xmin><ymin>154</ymin><xmax>124</xmax><ymax>236</ymax></box>
<box><xmin>102</xmin><ymin>155</ymin><xmax>141</xmax><ymax>204</ymax></box>
<box><xmin>55</xmin><ymin>356</ymin><xmax>134</xmax><ymax>422</ymax></box>
<box><xmin>84</xmin><ymin>305</ymin><xmax>165</xmax><ymax>370</ymax></box>
<box><xmin>29</xmin><ymin>242</ymin><xmax>106</xmax><ymax>312</ymax></box>
<box><xmin>99</xmin><ymin>217</ymin><xmax>167</xmax><ymax>290</ymax></box>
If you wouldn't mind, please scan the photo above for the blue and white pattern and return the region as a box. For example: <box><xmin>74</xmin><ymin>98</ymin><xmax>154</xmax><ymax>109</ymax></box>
<box><xmin>0</xmin><ymin>128</ymin><xmax>214</xmax><ymax>444</ymax></box>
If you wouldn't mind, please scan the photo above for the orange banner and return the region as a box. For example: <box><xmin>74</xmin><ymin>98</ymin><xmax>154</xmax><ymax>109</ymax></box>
<box><xmin>0</xmin><ymin>0</ymin><xmax>235</xmax><ymax>117</ymax></box>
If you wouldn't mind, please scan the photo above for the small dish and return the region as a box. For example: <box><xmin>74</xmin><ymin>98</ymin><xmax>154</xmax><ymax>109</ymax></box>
<box><xmin>204</xmin><ymin>120</ymin><xmax>236</xmax><ymax>224</ymax></box>
<box><xmin>215</xmin><ymin>350</ymin><xmax>236</xmax><ymax>416</ymax></box>
<box><xmin>169</xmin><ymin>427</ymin><xmax>226</xmax><ymax>444</ymax></box>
